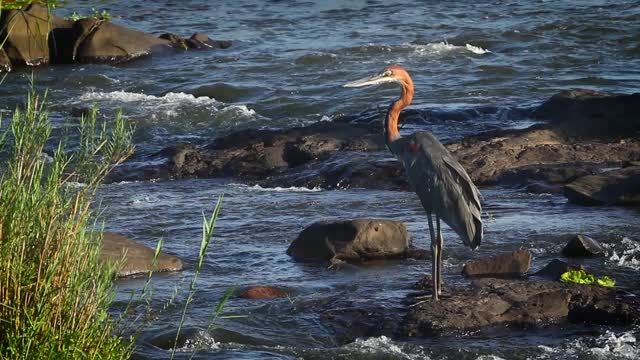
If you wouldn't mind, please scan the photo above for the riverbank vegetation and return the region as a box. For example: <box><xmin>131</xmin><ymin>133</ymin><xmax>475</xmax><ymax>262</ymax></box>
<box><xmin>0</xmin><ymin>89</ymin><xmax>134</xmax><ymax>358</ymax></box>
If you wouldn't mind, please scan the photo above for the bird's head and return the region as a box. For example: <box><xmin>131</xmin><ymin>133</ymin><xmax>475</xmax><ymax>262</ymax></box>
<box><xmin>343</xmin><ymin>65</ymin><xmax>411</xmax><ymax>88</ymax></box>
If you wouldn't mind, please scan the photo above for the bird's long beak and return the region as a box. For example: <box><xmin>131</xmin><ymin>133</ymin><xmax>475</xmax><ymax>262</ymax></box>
<box><xmin>343</xmin><ymin>72</ymin><xmax>395</xmax><ymax>88</ymax></box>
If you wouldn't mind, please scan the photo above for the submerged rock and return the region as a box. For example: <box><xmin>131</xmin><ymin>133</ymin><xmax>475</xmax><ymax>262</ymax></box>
<box><xmin>239</xmin><ymin>286</ymin><xmax>288</xmax><ymax>299</ymax></box>
<box><xmin>287</xmin><ymin>219</ymin><xmax>410</xmax><ymax>262</ymax></box>
<box><xmin>564</xmin><ymin>166</ymin><xmax>640</xmax><ymax>206</ymax></box>
<box><xmin>401</xmin><ymin>278</ymin><xmax>639</xmax><ymax>337</ymax></box>
<box><xmin>99</xmin><ymin>232</ymin><xmax>183</xmax><ymax>277</ymax></box>
<box><xmin>462</xmin><ymin>249</ymin><xmax>532</xmax><ymax>278</ymax></box>
<box><xmin>561</xmin><ymin>234</ymin><xmax>606</xmax><ymax>258</ymax></box>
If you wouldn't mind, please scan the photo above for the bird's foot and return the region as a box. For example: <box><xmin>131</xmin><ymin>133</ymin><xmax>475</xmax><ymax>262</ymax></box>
<box><xmin>327</xmin><ymin>257</ymin><xmax>346</xmax><ymax>271</ymax></box>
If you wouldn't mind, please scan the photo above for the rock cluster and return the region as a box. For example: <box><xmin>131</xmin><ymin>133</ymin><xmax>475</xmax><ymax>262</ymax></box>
<box><xmin>0</xmin><ymin>4</ymin><xmax>229</xmax><ymax>70</ymax></box>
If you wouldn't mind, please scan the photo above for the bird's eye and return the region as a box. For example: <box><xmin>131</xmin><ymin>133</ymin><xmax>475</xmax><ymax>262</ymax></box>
<box><xmin>384</xmin><ymin>70</ymin><xmax>392</xmax><ymax>76</ymax></box>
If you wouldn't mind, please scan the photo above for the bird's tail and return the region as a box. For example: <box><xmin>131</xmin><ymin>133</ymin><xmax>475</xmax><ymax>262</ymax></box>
<box><xmin>470</xmin><ymin>217</ymin><xmax>482</xmax><ymax>250</ymax></box>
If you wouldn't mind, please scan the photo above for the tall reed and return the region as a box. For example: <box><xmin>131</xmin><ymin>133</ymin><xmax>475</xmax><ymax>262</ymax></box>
<box><xmin>0</xmin><ymin>89</ymin><xmax>134</xmax><ymax>359</ymax></box>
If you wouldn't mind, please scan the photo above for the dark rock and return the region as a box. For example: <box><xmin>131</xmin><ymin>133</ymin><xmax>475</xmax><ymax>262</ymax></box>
<box><xmin>534</xmin><ymin>259</ymin><xmax>583</xmax><ymax>280</ymax></box>
<box><xmin>158</xmin><ymin>33</ymin><xmax>190</xmax><ymax>50</ymax></box>
<box><xmin>69</xmin><ymin>106</ymin><xmax>93</xmax><ymax>118</ymax></box>
<box><xmin>564</xmin><ymin>167</ymin><xmax>640</xmax><ymax>206</ymax></box>
<box><xmin>561</xmin><ymin>234</ymin><xmax>606</xmax><ymax>258</ymax></box>
<box><xmin>72</xmin><ymin>18</ymin><xmax>171</xmax><ymax>63</ymax></box>
<box><xmin>287</xmin><ymin>219</ymin><xmax>410</xmax><ymax>262</ymax></box>
<box><xmin>110</xmin><ymin>90</ymin><xmax>640</xmax><ymax>194</ymax></box>
<box><xmin>401</xmin><ymin>278</ymin><xmax>640</xmax><ymax>337</ymax></box>
<box><xmin>100</xmin><ymin>232</ymin><xmax>183</xmax><ymax>277</ymax></box>
<box><xmin>321</xmin><ymin>302</ymin><xmax>401</xmax><ymax>344</ymax></box>
<box><xmin>533</xmin><ymin>89</ymin><xmax>640</xmax><ymax>138</ymax></box>
<box><xmin>462</xmin><ymin>249</ymin><xmax>531</xmax><ymax>278</ymax></box>
<box><xmin>239</xmin><ymin>286</ymin><xmax>288</xmax><ymax>299</ymax></box>
<box><xmin>188</xmin><ymin>32</ymin><xmax>232</xmax><ymax>49</ymax></box>
<box><xmin>0</xmin><ymin>4</ymin><xmax>73</xmax><ymax>66</ymax></box>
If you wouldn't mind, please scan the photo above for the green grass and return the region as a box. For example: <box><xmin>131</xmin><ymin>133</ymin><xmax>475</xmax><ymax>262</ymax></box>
<box><xmin>0</xmin><ymin>0</ymin><xmax>60</xmax><ymax>10</ymax></box>
<box><xmin>0</xmin><ymin>88</ymin><xmax>134</xmax><ymax>358</ymax></box>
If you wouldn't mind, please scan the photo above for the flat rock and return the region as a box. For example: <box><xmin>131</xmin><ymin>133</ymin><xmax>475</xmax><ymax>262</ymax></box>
<box><xmin>401</xmin><ymin>278</ymin><xmax>640</xmax><ymax>337</ymax></box>
<box><xmin>109</xmin><ymin>90</ymin><xmax>640</xmax><ymax>195</ymax></box>
<box><xmin>99</xmin><ymin>232</ymin><xmax>183</xmax><ymax>277</ymax></box>
<box><xmin>462</xmin><ymin>249</ymin><xmax>532</xmax><ymax>278</ymax></box>
<box><xmin>564</xmin><ymin>166</ymin><xmax>640</xmax><ymax>206</ymax></box>
<box><xmin>561</xmin><ymin>234</ymin><xmax>606</xmax><ymax>258</ymax></box>
<box><xmin>287</xmin><ymin>219</ymin><xmax>410</xmax><ymax>262</ymax></box>
<box><xmin>534</xmin><ymin>259</ymin><xmax>583</xmax><ymax>280</ymax></box>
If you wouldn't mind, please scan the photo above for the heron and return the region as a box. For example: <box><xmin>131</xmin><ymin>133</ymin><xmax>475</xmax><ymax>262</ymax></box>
<box><xmin>344</xmin><ymin>65</ymin><xmax>483</xmax><ymax>301</ymax></box>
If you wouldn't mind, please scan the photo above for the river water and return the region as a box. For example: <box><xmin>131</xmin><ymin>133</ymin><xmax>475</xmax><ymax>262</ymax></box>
<box><xmin>2</xmin><ymin>0</ymin><xmax>640</xmax><ymax>358</ymax></box>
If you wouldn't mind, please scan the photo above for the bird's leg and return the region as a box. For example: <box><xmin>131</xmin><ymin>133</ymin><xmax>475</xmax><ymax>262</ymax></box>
<box><xmin>436</xmin><ymin>215</ymin><xmax>444</xmax><ymax>296</ymax></box>
<box><xmin>427</xmin><ymin>213</ymin><xmax>438</xmax><ymax>301</ymax></box>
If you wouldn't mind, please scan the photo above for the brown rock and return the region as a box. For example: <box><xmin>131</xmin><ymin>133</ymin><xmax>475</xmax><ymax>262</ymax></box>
<box><xmin>287</xmin><ymin>219</ymin><xmax>410</xmax><ymax>262</ymax></box>
<box><xmin>72</xmin><ymin>18</ymin><xmax>171</xmax><ymax>63</ymax></box>
<box><xmin>561</xmin><ymin>234</ymin><xmax>606</xmax><ymax>258</ymax></box>
<box><xmin>564</xmin><ymin>167</ymin><xmax>640</xmax><ymax>206</ymax></box>
<box><xmin>0</xmin><ymin>4</ymin><xmax>74</xmax><ymax>66</ymax></box>
<box><xmin>462</xmin><ymin>249</ymin><xmax>531</xmax><ymax>277</ymax></box>
<box><xmin>239</xmin><ymin>286</ymin><xmax>288</xmax><ymax>299</ymax></box>
<box><xmin>99</xmin><ymin>232</ymin><xmax>183</xmax><ymax>277</ymax></box>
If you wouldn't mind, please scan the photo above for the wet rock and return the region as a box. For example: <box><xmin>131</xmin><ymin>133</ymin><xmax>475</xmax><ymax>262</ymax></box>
<box><xmin>287</xmin><ymin>219</ymin><xmax>410</xmax><ymax>262</ymax></box>
<box><xmin>72</xmin><ymin>18</ymin><xmax>171</xmax><ymax>63</ymax></box>
<box><xmin>534</xmin><ymin>259</ymin><xmax>583</xmax><ymax>280</ymax></box>
<box><xmin>561</xmin><ymin>234</ymin><xmax>606</xmax><ymax>258</ymax></box>
<box><xmin>188</xmin><ymin>32</ymin><xmax>232</xmax><ymax>49</ymax></box>
<box><xmin>533</xmin><ymin>90</ymin><xmax>640</xmax><ymax>138</ymax></box>
<box><xmin>0</xmin><ymin>4</ymin><xmax>73</xmax><ymax>66</ymax></box>
<box><xmin>99</xmin><ymin>232</ymin><xmax>183</xmax><ymax>277</ymax></box>
<box><xmin>239</xmin><ymin>286</ymin><xmax>288</xmax><ymax>299</ymax></box>
<box><xmin>401</xmin><ymin>278</ymin><xmax>640</xmax><ymax>337</ymax></box>
<box><xmin>564</xmin><ymin>167</ymin><xmax>640</xmax><ymax>206</ymax></box>
<box><xmin>320</xmin><ymin>301</ymin><xmax>401</xmax><ymax>344</ymax></box>
<box><xmin>110</xmin><ymin>90</ymin><xmax>640</xmax><ymax>194</ymax></box>
<box><xmin>462</xmin><ymin>249</ymin><xmax>532</xmax><ymax>278</ymax></box>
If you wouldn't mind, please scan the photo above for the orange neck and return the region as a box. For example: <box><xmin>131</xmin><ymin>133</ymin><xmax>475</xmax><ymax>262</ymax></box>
<box><xmin>385</xmin><ymin>73</ymin><xmax>414</xmax><ymax>145</ymax></box>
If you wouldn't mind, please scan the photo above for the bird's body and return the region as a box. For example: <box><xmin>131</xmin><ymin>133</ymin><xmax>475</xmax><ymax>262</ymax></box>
<box><xmin>345</xmin><ymin>65</ymin><xmax>482</xmax><ymax>300</ymax></box>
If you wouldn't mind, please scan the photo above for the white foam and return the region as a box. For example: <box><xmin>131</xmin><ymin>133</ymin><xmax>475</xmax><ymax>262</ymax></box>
<box><xmin>78</xmin><ymin>91</ymin><xmax>260</xmax><ymax>121</ymax></box>
<box><xmin>589</xmin><ymin>331</ymin><xmax>638</xmax><ymax>359</ymax></box>
<box><xmin>80</xmin><ymin>91</ymin><xmax>219</xmax><ymax>106</ymax></box>
<box><xmin>171</xmin><ymin>330</ymin><xmax>220</xmax><ymax>352</ymax></box>
<box><xmin>232</xmin><ymin>184</ymin><xmax>322</xmax><ymax>192</ymax></box>
<box><xmin>407</xmin><ymin>42</ymin><xmax>491</xmax><ymax>56</ymax></box>
<box><xmin>347</xmin><ymin>336</ymin><xmax>428</xmax><ymax>360</ymax></box>
<box><xmin>606</xmin><ymin>237</ymin><xmax>640</xmax><ymax>271</ymax></box>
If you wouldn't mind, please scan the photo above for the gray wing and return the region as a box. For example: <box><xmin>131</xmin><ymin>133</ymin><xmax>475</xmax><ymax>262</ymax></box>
<box><xmin>394</xmin><ymin>132</ymin><xmax>483</xmax><ymax>249</ymax></box>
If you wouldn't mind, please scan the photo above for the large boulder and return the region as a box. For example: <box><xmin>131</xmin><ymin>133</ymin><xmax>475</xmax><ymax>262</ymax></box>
<box><xmin>99</xmin><ymin>232</ymin><xmax>183</xmax><ymax>277</ymax></box>
<box><xmin>533</xmin><ymin>89</ymin><xmax>640</xmax><ymax>138</ymax></box>
<box><xmin>564</xmin><ymin>166</ymin><xmax>640</xmax><ymax>206</ymax></box>
<box><xmin>72</xmin><ymin>18</ymin><xmax>171</xmax><ymax>63</ymax></box>
<box><xmin>286</xmin><ymin>219</ymin><xmax>410</xmax><ymax>262</ymax></box>
<box><xmin>401</xmin><ymin>278</ymin><xmax>640</xmax><ymax>337</ymax></box>
<box><xmin>561</xmin><ymin>234</ymin><xmax>606</xmax><ymax>257</ymax></box>
<box><xmin>462</xmin><ymin>249</ymin><xmax>532</xmax><ymax>278</ymax></box>
<box><xmin>0</xmin><ymin>3</ymin><xmax>73</xmax><ymax>65</ymax></box>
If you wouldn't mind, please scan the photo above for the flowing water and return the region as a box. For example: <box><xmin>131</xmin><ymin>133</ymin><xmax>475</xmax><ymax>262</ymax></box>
<box><xmin>1</xmin><ymin>0</ymin><xmax>640</xmax><ymax>358</ymax></box>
